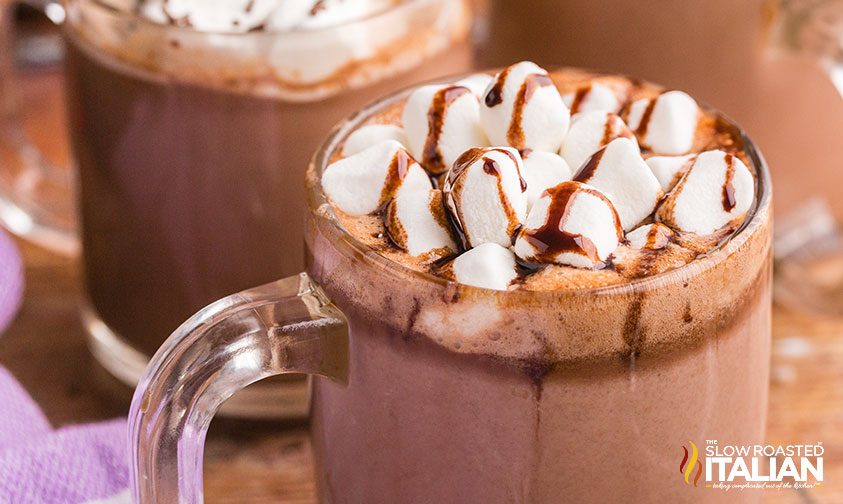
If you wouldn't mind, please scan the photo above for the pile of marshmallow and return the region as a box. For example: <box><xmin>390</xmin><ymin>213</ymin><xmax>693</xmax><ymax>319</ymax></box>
<box><xmin>322</xmin><ymin>62</ymin><xmax>755</xmax><ymax>290</ymax></box>
<box><xmin>137</xmin><ymin>0</ymin><xmax>395</xmax><ymax>32</ymax></box>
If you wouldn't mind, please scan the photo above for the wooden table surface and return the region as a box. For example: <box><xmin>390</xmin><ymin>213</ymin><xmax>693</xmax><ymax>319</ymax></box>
<box><xmin>2</xmin><ymin>56</ymin><xmax>842</xmax><ymax>504</ymax></box>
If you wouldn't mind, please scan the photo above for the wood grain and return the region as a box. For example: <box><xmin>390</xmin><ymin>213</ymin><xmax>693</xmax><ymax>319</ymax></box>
<box><xmin>1</xmin><ymin>61</ymin><xmax>840</xmax><ymax>504</ymax></box>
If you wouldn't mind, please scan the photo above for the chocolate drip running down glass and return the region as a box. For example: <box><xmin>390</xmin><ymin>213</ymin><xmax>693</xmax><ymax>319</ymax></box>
<box><xmin>129</xmin><ymin>63</ymin><xmax>772</xmax><ymax>503</ymax></box>
<box><xmin>0</xmin><ymin>0</ymin><xmax>474</xmax><ymax>416</ymax></box>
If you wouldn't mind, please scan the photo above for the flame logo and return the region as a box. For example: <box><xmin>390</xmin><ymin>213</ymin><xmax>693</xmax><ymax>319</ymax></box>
<box><xmin>680</xmin><ymin>441</ymin><xmax>703</xmax><ymax>487</ymax></box>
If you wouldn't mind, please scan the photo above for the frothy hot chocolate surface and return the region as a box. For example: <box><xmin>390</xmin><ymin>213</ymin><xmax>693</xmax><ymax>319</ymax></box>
<box><xmin>321</xmin><ymin>63</ymin><xmax>758</xmax><ymax>291</ymax></box>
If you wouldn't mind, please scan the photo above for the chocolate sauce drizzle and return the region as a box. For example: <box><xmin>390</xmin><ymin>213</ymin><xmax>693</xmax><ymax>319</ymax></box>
<box><xmin>567</xmin><ymin>115</ymin><xmax>633</xmax><ymax>183</ymax></box>
<box><xmin>482</xmin><ymin>158</ymin><xmax>500</xmax><ymax>176</ymax></box>
<box><xmin>446</xmin><ymin>147</ymin><xmax>526</xmax><ymax>192</ymax></box>
<box><xmin>447</xmin><ymin>148</ymin><xmax>486</xmax><ymax>188</ymax></box>
<box><xmin>604</xmin><ymin>113</ymin><xmax>634</xmax><ymax>146</ymax></box>
<box><xmin>484</xmin><ymin>66</ymin><xmax>511</xmax><ymax>107</ymax></box>
<box><xmin>378</xmin><ymin>149</ymin><xmax>413</xmax><ymax>211</ymax></box>
<box><xmin>310</xmin><ymin>0</ymin><xmax>328</xmax><ymax>16</ymax></box>
<box><xmin>507</xmin><ymin>74</ymin><xmax>554</xmax><ymax>149</ymax></box>
<box><xmin>623</xmin><ymin>295</ymin><xmax>646</xmax><ymax>360</ymax></box>
<box><xmin>572</xmin><ymin>146</ymin><xmax>606</xmax><ymax>183</ymax></box>
<box><xmin>722</xmin><ymin>153</ymin><xmax>737</xmax><ymax>212</ymax></box>
<box><xmin>520</xmin><ymin>182</ymin><xmax>622</xmax><ymax>265</ymax></box>
<box><xmin>633</xmin><ymin>94</ymin><xmax>659</xmax><ymax>139</ymax></box>
<box><xmin>444</xmin><ymin>148</ymin><xmax>526</xmax><ymax>248</ymax></box>
<box><xmin>645</xmin><ymin>224</ymin><xmax>671</xmax><ymax>250</ymax></box>
<box><xmin>383</xmin><ymin>200</ymin><xmax>405</xmax><ymax>248</ymax></box>
<box><xmin>600</xmin><ymin>113</ymin><xmax>617</xmax><ymax>146</ymax></box>
<box><xmin>569</xmin><ymin>84</ymin><xmax>592</xmax><ymax>115</ymax></box>
<box><xmin>422</xmin><ymin>86</ymin><xmax>471</xmax><ymax>175</ymax></box>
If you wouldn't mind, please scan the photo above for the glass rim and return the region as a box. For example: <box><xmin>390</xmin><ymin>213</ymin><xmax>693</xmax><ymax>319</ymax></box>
<box><xmin>72</xmin><ymin>0</ymin><xmax>442</xmax><ymax>37</ymax></box>
<box><xmin>305</xmin><ymin>68</ymin><xmax>773</xmax><ymax>298</ymax></box>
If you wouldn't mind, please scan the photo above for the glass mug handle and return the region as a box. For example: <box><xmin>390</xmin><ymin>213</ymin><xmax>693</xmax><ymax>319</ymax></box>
<box><xmin>0</xmin><ymin>0</ymin><xmax>76</xmax><ymax>254</ymax></box>
<box><xmin>128</xmin><ymin>272</ymin><xmax>348</xmax><ymax>503</ymax></box>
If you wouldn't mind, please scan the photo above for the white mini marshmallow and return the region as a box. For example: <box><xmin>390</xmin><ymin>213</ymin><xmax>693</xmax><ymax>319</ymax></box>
<box><xmin>444</xmin><ymin>147</ymin><xmax>527</xmax><ymax>248</ymax></box>
<box><xmin>342</xmin><ymin>124</ymin><xmax>408</xmax><ymax>157</ymax></box>
<box><xmin>645</xmin><ymin>154</ymin><xmax>696</xmax><ymax>192</ymax></box>
<box><xmin>562</xmin><ymin>82</ymin><xmax>622</xmax><ymax>114</ymax></box>
<box><xmin>521</xmin><ymin>150</ymin><xmax>572</xmax><ymax>210</ymax></box>
<box><xmin>514</xmin><ymin>181</ymin><xmax>621</xmax><ymax>268</ymax></box>
<box><xmin>560</xmin><ymin>111</ymin><xmax>635</xmax><ymax>171</ymax></box>
<box><xmin>452</xmin><ymin>243</ymin><xmax>518</xmax><ymax>291</ymax></box>
<box><xmin>572</xmin><ymin>137</ymin><xmax>664</xmax><ymax>231</ymax></box>
<box><xmin>322</xmin><ymin>140</ymin><xmax>432</xmax><ymax>216</ymax></box>
<box><xmin>385</xmin><ymin>189</ymin><xmax>456</xmax><ymax>257</ymax></box>
<box><xmin>402</xmin><ymin>84</ymin><xmax>488</xmax><ymax>175</ymax></box>
<box><xmin>479</xmin><ymin>61</ymin><xmax>570</xmax><ymax>152</ymax></box>
<box><xmin>626</xmin><ymin>223</ymin><xmax>674</xmax><ymax>250</ymax></box>
<box><xmin>657</xmin><ymin>150</ymin><xmax>755</xmax><ymax>235</ymax></box>
<box><xmin>627</xmin><ymin>91</ymin><xmax>699</xmax><ymax>155</ymax></box>
<box><xmin>163</xmin><ymin>0</ymin><xmax>280</xmax><ymax>32</ymax></box>
<box><xmin>456</xmin><ymin>74</ymin><xmax>494</xmax><ymax>99</ymax></box>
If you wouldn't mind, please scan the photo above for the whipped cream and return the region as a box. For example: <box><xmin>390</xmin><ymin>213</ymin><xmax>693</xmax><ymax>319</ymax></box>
<box><xmin>73</xmin><ymin>0</ymin><xmax>470</xmax><ymax>101</ymax></box>
<box><xmin>322</xmin><ymin>62</ymin><xmax>758</xmax><ymax>290</ymax></box>
<box><xmin>139</xmin><ymin>0</ymin><xmax>400</xmax><ymax>33</ymax></box>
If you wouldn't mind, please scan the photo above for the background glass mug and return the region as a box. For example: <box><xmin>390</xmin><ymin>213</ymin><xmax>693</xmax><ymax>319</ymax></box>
<box><xmin>479</xmin><ymin>0</ymin><xmax>827</xmax><ymax>215</ymax></box>
<box><xmin>480</xmin><ymin>0</ymin><xmax>843</xmax><ymax>316</ymax></box>
<box><xmin>128</xmin><ymin>80</ymin><xmax>773</xmax><ymax>503</ymax></box>
<box><xmin>0</xmin><ymin>0</ymin><xmax>474</xmax><ymax>416</ymax></box>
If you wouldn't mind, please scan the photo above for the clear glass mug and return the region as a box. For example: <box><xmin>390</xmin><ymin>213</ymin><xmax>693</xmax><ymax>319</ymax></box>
<box><xmin>0</xmin><ymin>0</ymin><xmax>474</xmax><ymax>416</ymax></box>
<box><xmin>128</xmin><ymin>78</ymin><xmax>773</xmax><ymax>503</ymax></box>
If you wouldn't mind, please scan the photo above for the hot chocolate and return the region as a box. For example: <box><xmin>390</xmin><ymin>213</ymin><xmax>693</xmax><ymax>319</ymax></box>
<box><xmin>125</xmin><ymin>64</ymin><xmax>772</xmax><ymax>503</ymax></box>
<box><xmin>320</xmin><ymin>64</ymin><xmax>757</xmax><ymax>292</ymax></box>
<box><xmin>62</xmin><ymin>0</ymin><xmax>473</xmax><ymax>363</ymax></box>
<box><xmin>306</xmin><ymin>63</ymin><xmax>771</xmax><ymax>502</ymax></box>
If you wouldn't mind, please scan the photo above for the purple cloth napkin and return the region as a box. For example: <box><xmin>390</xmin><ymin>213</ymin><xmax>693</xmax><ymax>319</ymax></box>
<box><xmin>0</xmin><ymin>229</ymin><xmax>23</xmax><ymax>334</ymax></box>
<box><xmin>0</xmin><ymin>367</ymin><xmax>129</xmax><ymax>504</ymax></box>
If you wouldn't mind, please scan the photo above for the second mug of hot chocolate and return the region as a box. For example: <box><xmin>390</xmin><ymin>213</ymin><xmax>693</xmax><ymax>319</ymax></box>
<box><xmin>129</xmin><ymin>63</ymin><xmax>772</xmax><ymax>503</ymax></box>
<box><xmin>0</xmin><ymin>0</ymin><xmax>474</xmax><ymax>412</ymax></box>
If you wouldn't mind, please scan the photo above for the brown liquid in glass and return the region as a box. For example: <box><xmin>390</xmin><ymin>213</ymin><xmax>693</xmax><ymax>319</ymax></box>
<box><xmin>64</xmin><ymin>30</ymin><xmax>473</xmax><ymax>355</ymax></box>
